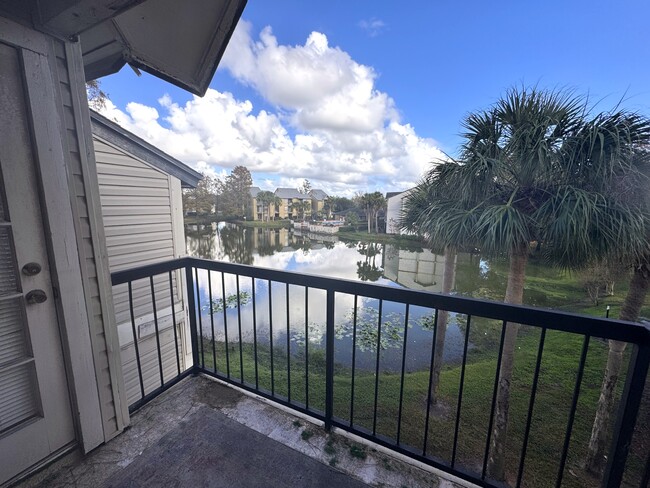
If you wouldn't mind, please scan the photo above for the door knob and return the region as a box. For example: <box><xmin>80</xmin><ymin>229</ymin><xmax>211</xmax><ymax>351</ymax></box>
<box><xmin>22</xmin><ymin>262</ymin><xmax>42</xmax><ymax>276</ymax></box>
<box><xmin>25</xmin><ymin>289</ymin><xmax>47</xmax><ymax>304</ymax></box>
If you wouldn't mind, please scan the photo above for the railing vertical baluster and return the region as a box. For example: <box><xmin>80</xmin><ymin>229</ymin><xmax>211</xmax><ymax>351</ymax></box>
<box><xmin>350</xmin><ymin>295</ymin><xmax>358</xmax><ymax>428</ymax></box>
<box><xmin>221</xmin><ymin>272</ymin><xmax>230</xmax><ymax>378</ymax></box>
<box><xmin>269</xmin><ymin>279</ymin><xmax>275</xmax><ymax>396</ymax></box>
<box><xmin>423</xmin><ymin>308</ymin><xmax>440</xmax><ymax>456</ymax></box>
<box><xmin>194</xmin><ymin>267</ymin><xmax>204</xmax><ymax>370</ymax></box>
<box><xmin>111</xmin><ymin>257</ymin><xmax>650</xmax><ymax>488</ymax></box>
<box><xmin>236</xmin><ymin>274</ymin><xmax>244</xmax><ymax>384</ymax></box>
<box><xmin>451</xmin><ymin>315</ymin><xmax>472</xmax><ymax>467</ymax></box>
<box><xmin>128</xmin><ymin>281</ymin><xmax>145</xmax><ymax>398</ymax></box>
<box><xmin>372</xmin><ymin>299</ymin><xmax>384</xmax><ymax>436</ymax></box>
<box><xmin>516</xmin><ymin>327</ymin><xmax>547</xmax><ymax>488</ymax></box>
<box><xmin>304</xmin><ymin>286</ymin><xmax>309</xmax><ymax>410</ymax></box>
<box><xmin>482</xmin><ymin>320</ymin><xmax>507</xmax><ymax>479</ymax></box>
<box><xmin>325</xmin><ymin>288</ymin><xmax>335</xmax><ymax>431</ymax></box>
<box><xmin>555</xmin><ymin>335</ymin><xmax>590</xmax><ymax>488</ymax></box>
<box><xmin>185</xmin><ymin>265</ymin><xmax>199</xmax><ymax>372</ymax></box>
<box><xmin>168</xmin><ymin>271</ymin><xmax>181</xmax><ymax>376</ymax></box>
<box><xmin>602</xmin><ymin>344</ymin><xmax>650</xmax><ymax>488</ymax></box>
<box><xmin>286</xmin><ymin>282</ymin><xmax>291</xmax><ymax>402</ymax></box>
<box><xmin>252</xmin><ymin>278</ymin><xmax>259</xmax><ymax>390</ymax></box>
<box><xmin>208</xmin><ymin>271</ymin><xmax>217</xmax><ymax>373</ymax></box>
<box><xmin>396</xmin><ymin>304</ymin><xmax>410</xmax><ymax>445</ymax></box>
<box><xmin>149</xmin><ymin>276</ymin><xmax>164</xmax><ymax>387</ymax></box>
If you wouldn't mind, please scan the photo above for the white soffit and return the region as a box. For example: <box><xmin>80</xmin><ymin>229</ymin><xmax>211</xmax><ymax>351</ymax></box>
<box><xmin>79</xmin><ymin>0</ymin><xmax>246</xmax><ymax>95</ymax></box>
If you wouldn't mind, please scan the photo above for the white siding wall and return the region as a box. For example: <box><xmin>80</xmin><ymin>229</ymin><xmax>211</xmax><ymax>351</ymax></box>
<box><xmin>386</xmin><ymin>192</ymin><xmax>407</xmax><ymax>234</ymax></box>
<box><xmin>52</xmin><ymin>40</ymin><xmax>126</xmax><ymax>442</ymax></box>
<box><xmin>94</xmin><ymin>137</ymin><xmax>189</xmax><ymax>406</ymax></box>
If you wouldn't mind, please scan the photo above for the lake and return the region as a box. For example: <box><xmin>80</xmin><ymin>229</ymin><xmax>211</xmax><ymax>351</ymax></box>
<box><xmin>184</xmin><ymin>222</ymin><xmax>591</xmax><ymax>372</ymax></box>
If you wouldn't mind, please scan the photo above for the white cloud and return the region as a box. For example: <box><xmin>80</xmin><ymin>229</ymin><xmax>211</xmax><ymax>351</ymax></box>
<box><xmin>358</xmin><ymin>18</ymin><xmax>386</xmax><ymax>37</ymax></box>
<box><xmin>99</xmin><ymin>21</ymin><xmax>445</xmax><ymax>196</ymax></box>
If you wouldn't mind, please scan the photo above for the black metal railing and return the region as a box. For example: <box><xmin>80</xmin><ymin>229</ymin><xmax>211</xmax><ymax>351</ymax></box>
<box><xmin>111</xmin><ymin>257</ymin><xmax>650</xmax><ymax>488</ymax></box>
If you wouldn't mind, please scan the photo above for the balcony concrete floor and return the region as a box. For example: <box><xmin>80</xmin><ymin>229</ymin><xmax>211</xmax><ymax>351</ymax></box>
<box><xmin>19</xmin><ymin>376</ymin><xmax>465</xmax><ymax>488</ymax></box>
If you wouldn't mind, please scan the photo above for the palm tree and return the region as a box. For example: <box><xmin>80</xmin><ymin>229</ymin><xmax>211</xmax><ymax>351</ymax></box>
<box><xmin>272</xmin><ymin>195</ymin><xmax>282</xmax><ymax>220</ymax></box>
<box><xmin>407</xmin><ymin>87</ymin><xmax>650</xmax><ymax>481</ymax></box>
<box><xmin>372</xmin><ymin>193</ymin><xmax>387</xmax><ymax>232</ymax></box>
<box><xmin>585</xmin><ymin>147</ymin><xmax>650</xmax><ymax>474</ymax></box>
<box><xmin>292</xmin><ymin>199</ymin><xmax>311</xmax><ymax>222</ymax></box>
<box><xmin>401</xmin><ymin>164</ymin><xmax>464</xmax><ymax>405</ymax></box>
<box><xmin>256</xmin><ymin>191</ymin><xmax>276</xmax><ymax>222</ymax></box>
<box><xmin>357</xmin><ymin>192</ymin><xmax>386</xmax><ymax>233</ymax></box>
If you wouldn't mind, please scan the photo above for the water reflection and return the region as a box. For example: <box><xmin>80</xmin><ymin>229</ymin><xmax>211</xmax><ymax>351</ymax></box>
<box><xmin>186</xmin><ymin>223</ymin><xmax>479</xmax><ymax>370</ymax></box>
<box><xmin>185</xmin><ymin>223</ymin><xmax>582</xmax><ymax>371</ymax></box>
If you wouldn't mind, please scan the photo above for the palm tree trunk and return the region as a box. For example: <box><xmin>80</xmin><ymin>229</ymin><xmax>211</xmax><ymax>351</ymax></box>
<box><xmin>430</xmin><ymin>246</ymin><xmax>457</xmax><ymax>405</ymax></box>
<box><xmin>585</xmin><ymin>262</ymin><xmax>650</xmax><ymax>474</ymax></box>
<box><xmin>487</xmin><ymin>242</ymin><xmax>529</xmax><ymax>481</ymax></box>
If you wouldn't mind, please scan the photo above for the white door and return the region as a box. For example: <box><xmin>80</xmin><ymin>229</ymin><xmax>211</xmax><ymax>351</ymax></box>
<box><xmin>0</xmin><ymin>41</ymin><xmax>76</xmax><ymax>483</ymax></box>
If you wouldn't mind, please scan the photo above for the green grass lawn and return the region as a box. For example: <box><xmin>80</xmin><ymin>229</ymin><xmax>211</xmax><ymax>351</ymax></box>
<box><xmin>190</xmin><ymin>252</ymin><xmax>648</xmax><ymax>487</ymax></box>
<box><xmin>198</xmin><ymin>326</ymin><xmax>646</xmax><ymax>488</ymax></box>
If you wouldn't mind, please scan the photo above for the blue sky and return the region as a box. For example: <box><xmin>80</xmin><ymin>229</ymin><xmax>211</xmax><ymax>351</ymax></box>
<box><xmin>98</xmin><ymin>0</ymin><xmax>650</xmax><ymax>196</ymax></box>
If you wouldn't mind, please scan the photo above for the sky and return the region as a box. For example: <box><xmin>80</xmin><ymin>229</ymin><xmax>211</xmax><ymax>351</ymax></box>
<box><xmin>97</xmin><ymin>0</ymin><xmax>650</xmax><ymax>197</ymax></box>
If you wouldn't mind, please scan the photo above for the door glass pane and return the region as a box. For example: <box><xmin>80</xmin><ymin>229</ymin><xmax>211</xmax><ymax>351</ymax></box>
<box><xmin>0</xmin><ymin>163</ymin><xmax>40</xmax><ymax>435</ymax></box>
<box><xmin>0</xmin><ymin>362</ymin><xmax>39</xmax><ymax>434</ymax></box>
<box><xmin>0</xmin><ymin>297</ymin><xmax>28</xmax><ymax>366</ymax></box>
<box><xmin>0</xmin><ymin>227</ymin><xmax>19</xmax><ymax>295</ymax></box>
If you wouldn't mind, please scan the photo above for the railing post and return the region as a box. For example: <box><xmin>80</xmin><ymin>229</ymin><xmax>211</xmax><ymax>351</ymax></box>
<box><xmin>325</xmin><ymin>288</ymin><xmax>335</xmax><ymax>431</ymax></box>
<box><xmin>185</xmin><ymin>264</ymin><xmax>200</xmax><ymax>374</ymax></box>
<box><xmin>602</xmin><ymin>344</ymin><xmax>650</xmax><ymax>488</ymax></box>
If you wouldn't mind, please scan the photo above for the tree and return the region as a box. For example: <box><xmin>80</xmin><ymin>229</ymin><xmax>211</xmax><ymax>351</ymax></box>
<box><xmin>86</xmin><ymin>80</ymin><xmax>108</xmax><ymax>110</ymax></box>
<box><xmin>298</xmin><ymin>179</ymin><xmax>312</xmax><ymax>195</ymax></box>
<box><xmin>182</xmin><ymin>175</ymin><xmax>217</xmax><ymax>215</ymax></box>
<box><xmin>585</xmin><ymin>148</ymin><xmax>650</xmax><ymax>474</ymax></box>
<box><xmin>219</xmin><ymin>166</ymin><xmax>253</xmax><ymax>218</ymax></box>
<box><xmin>292</xmin><ymin>199</ymin><xmax>311</xmax><ymax>222</ymax></box>
<box><xmin>372</xmin><ymin>193</ymin><xmax>386</xmax><ymax>232</ymax></box>
<box><xmin>256</xmin><ymin>191</ymin><xmax>278</xmax><ymax>222</ymax></box>
<box><xmin>345</xmin><ymin>211</ymin><xmax>359</xmax><ymax>227</ymax></box>
<box><xmin>356</xmin><ymin>192</ymin><xmax>385</xmax><ymax>233</ymax></box>
<box><xmin>577</xmin><ymin>259</ymin><xmax>628</xmax><ymax>305</ymax></box>
<box><xmin>401</xmin><ymin>163</ymin><xmax>461</xmax><ymax>405</ymax></box>
<box><xmin>407</xmin><ymin>87</ymin><xmax>650</xmax><ymax>481</ymax></box>
<box><xmin>323</xmin><ymin>197</ymin><xmax>333</xmax><ymax>219</ymax></box>
<box><xmin>329</xmin><ymin>196</ymin><xmax>354</xmax><ymax>214</ymax></box>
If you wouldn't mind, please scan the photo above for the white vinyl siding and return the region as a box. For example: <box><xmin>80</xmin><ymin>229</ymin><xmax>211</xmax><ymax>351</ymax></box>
<box><xmin>94</xmin><ymin>137</ymin><xmax>189</xmax><ymax>405</ymax></box>
<box><xmin>52</xmin><ymin>40</ymin><xmax>123</xmax><ymax>441</ymax></box>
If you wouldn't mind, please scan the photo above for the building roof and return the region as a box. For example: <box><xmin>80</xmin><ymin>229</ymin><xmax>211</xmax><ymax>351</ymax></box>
<box><xmin>249</xmin><ymin>187</ymin><xmax>262</xmax><ymax>198</ymax></box>
<box><xmin>90</xmin><ymin>110</ymin><xmax>202</xmax><ymax>188</ymax></box>
<box><xmin>386</xmin><ymin>189</ymin><xmax>413</xmax><ymax>201</ymax></box>
<box><xmin>3</xmin><ymin>0</ymin><xmax>247</xmax><ymax>96</ymax></box>
<box><xmin>309</xmin><ymin>189</ymin><xmax>328</xmax><ymax>200</ymax></box>
<box><xmin>275</xmin><ymin>188</ymin><xmax>305</xmax><ymax>199</ymax></box>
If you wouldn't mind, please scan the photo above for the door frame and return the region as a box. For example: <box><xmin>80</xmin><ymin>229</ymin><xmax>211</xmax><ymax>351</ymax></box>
<box><xmin>0</xmin><ymin>17</ymin><xmax>105</xmax><ymax>454</ymax></box>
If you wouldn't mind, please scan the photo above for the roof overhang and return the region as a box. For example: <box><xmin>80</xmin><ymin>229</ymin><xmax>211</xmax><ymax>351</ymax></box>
<box><xmin>90</xmin><ymin>110</ymin><xmax>202</xmax><ymax>188</ymax></box>
<box><xmin>2</xmin><ymin>0</ymin><xmax>247</xmax><ymax>96</ymax></box>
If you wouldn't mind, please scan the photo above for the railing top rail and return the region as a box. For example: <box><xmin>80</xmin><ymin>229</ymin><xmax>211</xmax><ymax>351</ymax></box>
<box><xmin>110</xmin><ymin>256</ymin><xmax>650</xmax><ymax>345</ymax></box>
<box><xmin>110</xmin><ymin>257</ymin><xmax>191</xmax><ymax>285</ymax></box>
